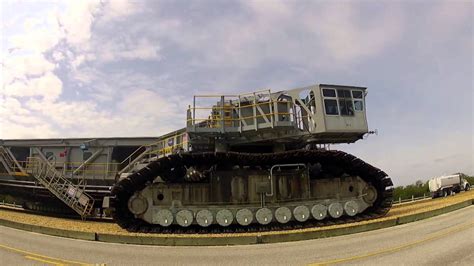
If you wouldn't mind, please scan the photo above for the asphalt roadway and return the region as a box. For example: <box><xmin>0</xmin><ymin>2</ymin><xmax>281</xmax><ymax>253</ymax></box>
<box><xmin>0</xmin><ymin>206</ymin><xmax>473</xmax><ymax>266</ymax></box>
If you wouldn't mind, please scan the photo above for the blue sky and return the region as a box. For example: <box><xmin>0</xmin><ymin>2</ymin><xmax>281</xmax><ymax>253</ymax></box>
<box><xmin>0</xmin><ymin>0</ymin><xmax>472</xmax><ymax>186</ymax></box>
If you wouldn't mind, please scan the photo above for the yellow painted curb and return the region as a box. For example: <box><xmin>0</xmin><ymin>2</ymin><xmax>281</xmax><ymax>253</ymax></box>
<box><xmin>0</xmin><ymin>199</ymin><xmax>472</xmax><ymax>246</ymax></box>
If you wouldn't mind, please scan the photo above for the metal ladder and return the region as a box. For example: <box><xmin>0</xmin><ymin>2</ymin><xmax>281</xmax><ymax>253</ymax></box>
<box><xmin>26</xmin><ymin>157</ymin><xmax>95</xmax><ymax>218</ymax></box>
<box><xmin>0</xmin><ymin>146</ymin><xmax>26</xmax><ymax>175</ymax></box>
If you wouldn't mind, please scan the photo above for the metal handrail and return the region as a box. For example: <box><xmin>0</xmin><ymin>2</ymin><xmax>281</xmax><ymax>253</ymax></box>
<box><xmin>25</xmin><ymin>157</ymin><xmax>95</xmax><ymax>217</ymax></box>
<box><xmin>188</xmin><ymin>100</ymin><xmax>290</xmax><ymax>111</ymax></box>
<box><xmin>187</xmin><ymin>111</ymin><xmax>307</xmax><ymax>126</ymax></box>
<box><xmin>3</xmin><ymin>160</ymin><xmax>120</xmax><ymax>177</ymax></box>
<box><xmin>119</xmin><ymin>145</ymin><xmax>147</xmax><ymax>166</ymax></box>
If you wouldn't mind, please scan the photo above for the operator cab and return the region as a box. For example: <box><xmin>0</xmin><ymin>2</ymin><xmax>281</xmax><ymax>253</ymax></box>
<box><xmin>317</xmin><ymin>84</ymin><xmax>369</xmax><ymax>142</ymax></box>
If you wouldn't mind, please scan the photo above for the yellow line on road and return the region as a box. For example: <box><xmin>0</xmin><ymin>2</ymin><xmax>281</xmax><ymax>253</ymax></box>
<box><xmin>0</xmin><ymin>243</ymin><xmax>91</xmax><ymax>265</ymax></box>
<box><xmin>310</xmin><ymin>221</ymin><xmax>474</xmax><ymax>266</ymax></box>
<box><xmin>25</xmin><ymin>255</ymin><xmax>65</xmax><ymax>265</ymax></box>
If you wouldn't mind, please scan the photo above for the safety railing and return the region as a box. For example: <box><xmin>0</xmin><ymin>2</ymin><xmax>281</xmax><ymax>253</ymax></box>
<box><xmin>186</xmin><ymin>89</ymin><xmax>318</xmax><ymax>133</ymax></box>
<box><xmin>25</xmin><ymin>157</ymin><xmax>95</xmax><ymax>218</ymax></box>
<box><xmin>393</xmin><ymin>194</ymin><xmax>431</xmax><ymax>205</ymax></box>
<box><xmin>0</xmin><ymin>146</ymin><xmax>28</xmax><ymax>176</ymax></box>
<box><xmin>117</xmin><ymin>133</ymin><xmax>189</xmax><ymax>175</ymax></box>
<box><xmin>5</xmin><ymin>160</ymin><xmax>121</xmax><ymax>179</ymax></box>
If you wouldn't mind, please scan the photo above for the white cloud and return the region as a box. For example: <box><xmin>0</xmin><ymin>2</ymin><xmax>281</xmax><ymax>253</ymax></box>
<box><xmin>58</xmin><ymin>1</ymin><xmax>101</xmax><ymax>48</ymax></box>
<box><xmin>8</xmin><ymin>13</ymin><xmax>62</xmax><ymax>53</ymax></box>
<box><xmin>2</xmin><ymin>53</ymin><xmax>55</xmax><ymax>84</ymax></box>
<box><xmin>52</xmin><ymin>51</ymin><xmax>65</xmax><ymax>62</ymax></box>
<box><xmin>98</xmin><ymin>38</ymin><xmax>160</xmax><ymax>62</ymax></box>
<box><xmin>14</xmin><ymin>87</ymin><xmax>186</xmax><ymax>138</ymax></box>
<box><xmin>0</xmin><ymin>97</ymin><xmax>58</xmax><ymax>138</ymax></box>
<box><xmin>0</xmin><ymin>121</ymin><xmax>58</xmax><ymax>139</ymax></box>
<box><xmin>307</xmin><ymin>3</ymin><xmax>404</xmax><ymax>63</ymax></box>
<box><xmin>3</xmin><ymin>72</ymin><xmax>63</xmax><ymax>102</ymax></box>
<box><xmin>99</xmin><ymin>0</ymin><xmax>142</xmax><ymax>21</ymax></box>
<box><xmin>159</xmin><ymin>1</ymin><xmax>404</xmax><ymax>71</ymax></box>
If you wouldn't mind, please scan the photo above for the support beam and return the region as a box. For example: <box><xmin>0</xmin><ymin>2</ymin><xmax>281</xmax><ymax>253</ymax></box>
<box><xmin>118</xmin><ymin>146</ymin><xmax>151</xmax><ymax>175</ymax></box>
<box><xmin>73</xmin><ymin>148</ymin><xmax>104</xmax><ymax>175</ymax></box>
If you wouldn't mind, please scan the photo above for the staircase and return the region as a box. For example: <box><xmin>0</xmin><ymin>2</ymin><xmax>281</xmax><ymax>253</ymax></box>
<box><xmin>25</xmin><ymin>157</ymin><xmax>95</xmax><ymax>218</ymax></box>
<box><xmin>0</xmin><ymin>146</ymin><xmax>26</xmax><ymax>175</ymax></box>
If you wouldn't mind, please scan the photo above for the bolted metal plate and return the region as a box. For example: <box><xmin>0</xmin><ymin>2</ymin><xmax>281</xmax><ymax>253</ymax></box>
<box><xmin>256</xmin><ymin>208</ymin><xmax>273</xmax><ymax>225</ymax></box>
<box><xmin>344</xmin><ymin>200</ymin><xmax>359</xmax><ymax>216</ymax></box>
<box><xmin>275</xmin><ymin>207</ymin><xmax>292</xmax><ymax>224</ymax></box>
<box><xmin>236</xmin><ymin>208</ymin><xmax>253</xmax><ymax>226</ymax></box>
<box><xmin>255</xmin><ymin>181</ymin><xmax>271</xmax><ymax>194</ymax></box>
<box><xmin>153</xmin><ymin>209</ymin><xmax>173</xmax><ymax>226</ymax></box>
<box><xmin>293</xmin><ymin>205</ymin><xmax>310</xmax><ymax>222</ymax></box>
<box><xmin>128</xmin><ymin>195</ymin><xmax>148</xmax><ymax>215</ymax></box>
<box><xmin>311</xmin><ymin>204</ymin><xmax>328</xmax><ymax>220</ymax></box>
<box><xmin>216</xmin><ymin>209</ymin><xmax>234</xmax><ymax>227</ymax></box>
<box><xmin>196</xmin><ymin>209</ymin><xmax>213</xmax><ymax>227</ymax></box>
<box><xmin>363</xmin><ymin>185</ymin><xmax>378</xmax><ymax>204</ymax></box>
<box><xmin>176</xmin><ymin>210</ymin><xmax>193</xmax><ymax>227</ymax></box>
<box><xmin>328</xmin><ymin>202</ymin><xmax>344</xmax><ymax>218</ymax></box>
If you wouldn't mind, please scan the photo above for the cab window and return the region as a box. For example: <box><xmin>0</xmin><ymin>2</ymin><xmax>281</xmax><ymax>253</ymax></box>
<box><xmin>324</xmin><ymin>99</ymin><xmax>338</xmax><ymax>115</ymax></box>
<box><xmin>337</xmin><ymin>89</ymin><xmax>354</xmax><ymax>116</ymax></box>
<box><xmin>322</xmin><ymin>88</ymin><xmax>339</xmax><ymax>115</ymax></box>
<box><xmin>339</xmin><ymin>99</ymin><xmax>354</xmax><ymax>116</ymax></box>
<box><xmin>322</xmin><ymin>89</ymin><xmax>336</xmax><ymax>97</ymax></box>
<box><xmin>322</xmin><ymin>87</ymin><xmax>364</xmax><ymax>116</ymax></box>
<box><xmin>352</xmin><ymin>90</ymin><xmax>364</xmax><ymax>111</ymax></box>
<box><xmin>352</xmin><ymin>90</ymin><xmax>363</xmax><ymax>99</ymax></box>
<box><xmin>354</xmin><ymin>100</ymin><xmax>364</xmax><ymax>111</ymax></box>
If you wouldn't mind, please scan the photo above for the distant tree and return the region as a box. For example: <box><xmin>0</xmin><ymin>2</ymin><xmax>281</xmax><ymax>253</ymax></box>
<box><xmin>393</xmin><ymin>180</ymin><xmax>430</xmax><ymax>200</ymax></box>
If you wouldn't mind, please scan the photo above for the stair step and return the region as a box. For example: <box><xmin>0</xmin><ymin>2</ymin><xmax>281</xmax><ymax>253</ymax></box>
<box><xmin>24</xmin><ymin>157</ymin><xmax>95</xmax><ymax>218</ymax></box>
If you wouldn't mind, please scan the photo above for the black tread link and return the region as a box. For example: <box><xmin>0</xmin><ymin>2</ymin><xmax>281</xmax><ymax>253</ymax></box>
<box><xmin>110</xmin><ymin>150</ymin><xmax>393</xmax><ymax>233</ymax></box>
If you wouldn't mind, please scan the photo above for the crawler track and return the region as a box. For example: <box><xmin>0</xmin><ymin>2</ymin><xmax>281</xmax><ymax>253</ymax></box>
<box><xmin>110</xmin><ymin>150</ymin><xmax>393</xmax><ymax>233</ymax></box>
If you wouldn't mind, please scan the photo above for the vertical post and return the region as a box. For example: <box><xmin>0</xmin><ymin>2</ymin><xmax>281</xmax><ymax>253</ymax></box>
<box><xmin>106</xmin><ymin>147</ymin><xmax>110</xmax><ymax>179</ymax></box>
<box><xmin>193</xmin><ymin>96</ymin><xmax>196</xmax><ymax>130</ymax></box>
<box><xmin>399</xmin><ymin>197</ymin><xmax>401</xmax><ymax>204</ymax></box>
<box><xmin>268</xmin><ymin>90</ymin><xmax>274</xmax><ymax>128</ymax></box>
<box><xmin>253</xmin><ymin>92</ymin><xmax>257</xmax><ymax>131</ymax></box>
<box><xmin>412</xmin><ymin>195</ymin><xmax>414</xmax><ymax>201</ymax></box>
<box><xmin>238</xmin><ymin>95</ymin><xmax>242</xmax><ymax>133</ymax></box>
<box><xmin>220</xmin><ymin>95</ymin><xmax>225</xmax><ymax>132</ymax></box>
<box><xmin>273</xmin><ymin>94</ymin><xmax>278</xmax><ymax>126</ymax></box>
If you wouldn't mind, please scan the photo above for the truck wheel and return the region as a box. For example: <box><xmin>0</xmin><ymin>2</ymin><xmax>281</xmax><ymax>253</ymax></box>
<box><xmin>442</xmin><ymin>189</ymin><xmax>448</xmax><ymax>197</ymax></box>
<box><xmin>466</xmin><ymin>184</ymin><xmax>470</xmax><ymax>191</ymax></box>
<box><xmin>447</xmin><ymin>188</ymin><xmax>453</xmax><ymax>196</ymax></box>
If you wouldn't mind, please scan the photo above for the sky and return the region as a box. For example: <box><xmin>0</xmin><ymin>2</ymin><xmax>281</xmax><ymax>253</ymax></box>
<box><xmin>0</xmin><ymin>0</ymin><xmax>472</xmax><ymax>186</ymax></box>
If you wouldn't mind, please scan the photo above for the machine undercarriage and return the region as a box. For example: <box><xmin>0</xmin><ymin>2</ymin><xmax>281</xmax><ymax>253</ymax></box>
<box><xmin>111</xmin><ymin>150</ymin><xmax>392</xmax><ymax>233</ymax></box>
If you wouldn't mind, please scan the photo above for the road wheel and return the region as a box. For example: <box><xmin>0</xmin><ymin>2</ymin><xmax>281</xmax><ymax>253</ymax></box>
<box><xmin>466</xmin><ymin>184</ymin><xmax>470</xmax><ymax>191</ymax></box>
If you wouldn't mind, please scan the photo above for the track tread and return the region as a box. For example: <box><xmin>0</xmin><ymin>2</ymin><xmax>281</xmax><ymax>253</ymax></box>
<box><xmin>110</xmin><ymin>150</ymin><xmax>393</xmax><ymax>233</ymax></box>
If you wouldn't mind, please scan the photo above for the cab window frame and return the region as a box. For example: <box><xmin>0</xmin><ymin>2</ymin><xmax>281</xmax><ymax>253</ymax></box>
<box><xmin>351</xmin><ymin>90</ymin><xmax>364</xmax><ymax>112</ymax></box>
<box><xmin>322</xmin><ymin>88</ymin><xmax>339</xmax><ymax>116</ymax></box>
<box><xmin>336</xmin><ymin>89</ymin><xmax>354</xmax><ymax>116</ymax></box>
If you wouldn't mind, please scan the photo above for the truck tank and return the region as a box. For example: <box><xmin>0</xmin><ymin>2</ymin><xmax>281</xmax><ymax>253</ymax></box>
<box><xmin>109</xmin><ymin>84</ymin><xmax>393</xmax><ymax>232</ymax></box>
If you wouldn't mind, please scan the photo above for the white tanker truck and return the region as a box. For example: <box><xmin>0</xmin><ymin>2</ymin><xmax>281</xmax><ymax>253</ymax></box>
<box><xmin>428</xmin><ymin>174</ymin><xmax>470</xmax><ymax>198</ymax></box>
